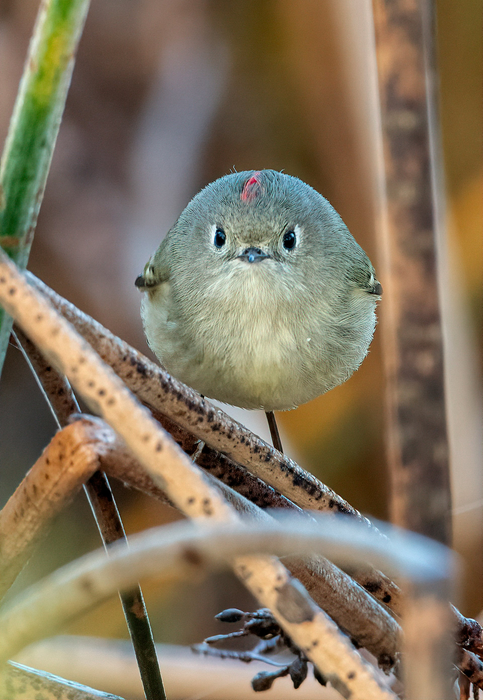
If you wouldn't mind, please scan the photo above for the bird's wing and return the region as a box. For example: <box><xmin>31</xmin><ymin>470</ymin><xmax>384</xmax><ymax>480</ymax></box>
<box><xmin>135</xmin><ymin>237</ymin><xmax>171</xmax><ymax>289</ymax></box>
<box><xmin>347</xmin><ymin>255</ymin><xmax>383</xmax><ymax>296</ymax></box>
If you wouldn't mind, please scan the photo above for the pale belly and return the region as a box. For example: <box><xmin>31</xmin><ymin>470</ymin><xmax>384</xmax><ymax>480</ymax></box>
<box><xmin>143</xmin><ymin>288</ymin><xmax>365</xmax><ymax>411</ymax></box>
<box><xmin>183</xmin><ymin>323</ymin><xmax>311</xmax><ymax>410</ymax></box>
<box><xmin>141</xmin><ymin>279</ymin><xmax>376</xmax><ymax>411</ymax></box>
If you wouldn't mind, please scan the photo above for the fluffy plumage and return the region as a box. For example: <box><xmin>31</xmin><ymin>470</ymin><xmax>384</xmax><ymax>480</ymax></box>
<box><xmin>137</xmin><ymin>170</ymin><xmax>381</xmax><ymax>411</ymax></box>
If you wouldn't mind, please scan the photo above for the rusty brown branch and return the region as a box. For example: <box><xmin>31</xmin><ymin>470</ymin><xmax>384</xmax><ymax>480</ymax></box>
<box><xmin>0</xmin><ymin>419</ymin><xmax>107</xmax><ymax>600</ymax></box>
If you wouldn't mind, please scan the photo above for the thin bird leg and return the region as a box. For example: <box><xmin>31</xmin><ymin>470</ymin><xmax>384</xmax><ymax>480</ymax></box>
<box><xmin>191</xmin><ymin>395</ymin><xmax>206</xmax><ymax>462</ymax></box>
<box><xmin>265</xmin><ymin>411</ymin><xmax>283</xmax><ymax>453</ymax></box>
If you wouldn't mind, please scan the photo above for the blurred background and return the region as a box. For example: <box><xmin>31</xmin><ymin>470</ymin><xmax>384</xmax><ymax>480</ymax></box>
<box><xmin>0</xmin><ymin>0</ymin><xmax>481</xmax><ymax>653</ymax></box>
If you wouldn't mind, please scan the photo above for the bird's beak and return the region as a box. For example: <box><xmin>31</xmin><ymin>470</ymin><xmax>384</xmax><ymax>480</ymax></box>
<box><xmin>237</xmin><ymin>247</ymin><xmax>271</xmax><ymax>264</ymax></box>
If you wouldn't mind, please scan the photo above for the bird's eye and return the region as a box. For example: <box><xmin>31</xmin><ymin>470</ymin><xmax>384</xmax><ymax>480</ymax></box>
<box><xmin>214</xmin><ymin>228</ymin><xmax>226</xmax><ymax>248</ymax></box>
<box><xmin>283</xmin><ymin>230</ymin><xmax>296</xmax><ymax>250</ymax></box>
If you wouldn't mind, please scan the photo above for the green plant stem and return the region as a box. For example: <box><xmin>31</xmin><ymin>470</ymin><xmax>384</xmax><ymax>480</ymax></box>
<box><xmin>0</xmin><ymin>0</ymin><xmax>91</xmax><ymax>375</ymax></box>
<box><xmin>84</xmin><ymin>473</ymin><xmax>167</xmax><ymax>700</ymax></box>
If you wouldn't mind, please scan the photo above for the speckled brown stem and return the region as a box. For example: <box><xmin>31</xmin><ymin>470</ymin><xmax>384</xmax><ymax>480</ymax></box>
<box><xmin>372</xmin><ymin>0</ymin><xmax>451</xmax><ymax>544</ymax></box>
<box><xmin>145</xmin><ymin>399</ymin><xmax>303</xmax><ymax>512</ymax></box>
<box><xmin>0</xmin><ymin>419</ymin><xmax>104</xmax><ymax>600</ymax></box>
<box><xmin>457</xmin><ymin>649</ymin><xmax>483</xmax><ymax>692</ymax></box>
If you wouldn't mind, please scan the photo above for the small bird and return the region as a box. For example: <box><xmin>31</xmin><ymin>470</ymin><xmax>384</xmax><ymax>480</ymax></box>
<box><xmin>136</xmin><ymin>170</ymin><xmax>381</xmax><ymax>442</ymax></box>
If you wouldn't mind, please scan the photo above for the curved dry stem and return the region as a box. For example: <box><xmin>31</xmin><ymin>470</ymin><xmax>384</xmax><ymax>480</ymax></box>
<box><xmin>0</xmin><ymin>419</ymin><xmax>104</xmax><ymax>600</ymax></box>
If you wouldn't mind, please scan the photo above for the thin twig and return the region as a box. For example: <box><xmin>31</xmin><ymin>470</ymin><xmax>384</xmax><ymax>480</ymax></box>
<box><xmin>13</xmin><ymin>329</ymin><xmax>167</xmax><ymax>700</ymax></box>
<box><xmin>265</xmin><ymin>411</ymin><xmax>284</xmax><ymax>453</ymax></box>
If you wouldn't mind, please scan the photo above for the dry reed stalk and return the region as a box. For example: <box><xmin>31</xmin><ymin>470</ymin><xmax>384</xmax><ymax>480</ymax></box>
<box><xmin>372</xmin><ymin>0</ymin><xmax>451</xmax><ymax>544</ymax></box>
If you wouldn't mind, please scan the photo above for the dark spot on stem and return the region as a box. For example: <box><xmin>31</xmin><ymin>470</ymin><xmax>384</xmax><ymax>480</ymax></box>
<box><xmin>363</xmin><ymin>580</ymin><xmax>382</xmax><ymax>594</ymax></box>
<box><xmin>183</xmin><ymin>547</ymin><xmax>204</xmax><ymax>566</ymax></box>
